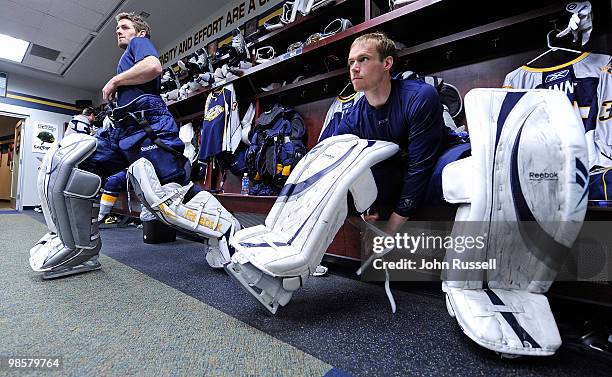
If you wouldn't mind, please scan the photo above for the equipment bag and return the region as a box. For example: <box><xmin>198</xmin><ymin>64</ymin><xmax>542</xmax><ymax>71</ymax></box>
<box><xmin>246</xmin><ymin>103</ymin><xmax>306</xmax><ymax>187</ymax></box>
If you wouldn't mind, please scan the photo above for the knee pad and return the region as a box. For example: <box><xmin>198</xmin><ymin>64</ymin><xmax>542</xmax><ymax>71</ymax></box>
<box><xmin>441</xmin><ymin>89</ymin><xmax>588</xmax><ymax>356</ymax></box>
<box><xmin>127</xmin><ymin>157</ymin><xmax>241</xmax><ymax>268</ymax></box>
<box><xmin>30</xmin><ymin>134</ymin><xmax>102</xmax><ymax>273</ymax></box>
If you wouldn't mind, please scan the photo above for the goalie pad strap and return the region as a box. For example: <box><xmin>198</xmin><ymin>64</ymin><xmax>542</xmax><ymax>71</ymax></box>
<box><xmin>128</xmin><ymin>111</ymin><xmax>186</xmax><ymax>162</ymax></box>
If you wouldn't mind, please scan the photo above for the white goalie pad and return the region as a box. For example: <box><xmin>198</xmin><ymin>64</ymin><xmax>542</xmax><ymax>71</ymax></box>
<box><xmin>37</xmin><ymin>142</ymin><xmax>58</xmax><ymax>234</ymax></box>
<box><xmin>443</xmin><ymin>284</ymin><xmax>563</xmax><ymax>356</ymax></box>
<box><xmin>442</xmin><ymin>89</ymin><xmax>588</xmax><ymax>356</ymax></box>
<box><xmin>30</xmin><ymin>133</ymin><xmax>102</xmax><ymax>274</ymax></box>
<box><xmin>226</xmin><ymin>135</ymin><xmax>399</xmax><ymax>313</ymax></box>
<box><xmin>127</xmin><ymin>158</ymin><xmax>241</xmax><ymax>268</ymax></box>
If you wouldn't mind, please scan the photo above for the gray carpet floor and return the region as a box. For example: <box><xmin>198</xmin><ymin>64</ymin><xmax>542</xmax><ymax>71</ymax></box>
<box><xmin>4</xmin><ymin>212</ymin><xmax>612</xmax><ymax>376</ymax></box>
<box><xmin>0</xmin><ymin>214</ymin><xmax>332</xmax><ymax>376</ymax></box>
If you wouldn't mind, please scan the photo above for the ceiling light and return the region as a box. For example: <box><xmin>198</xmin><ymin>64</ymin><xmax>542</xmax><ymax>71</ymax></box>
<box><xmin>0</xmin><ymin>33</ymin><xmax>30</xmax><ymax>63</ymax></box>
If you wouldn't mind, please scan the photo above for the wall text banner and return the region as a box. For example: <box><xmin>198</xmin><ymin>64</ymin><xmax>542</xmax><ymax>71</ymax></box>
<box><xmin>159</xmin><ymin>0</ymin><xmax>283</xmax><ymax>68</ymax></box>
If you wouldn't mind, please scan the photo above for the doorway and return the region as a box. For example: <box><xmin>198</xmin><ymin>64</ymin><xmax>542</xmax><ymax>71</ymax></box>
<box><xmin>0</xmin><ymin>114</ymin><xmax>25</xmax><ymax>209</ymax></box>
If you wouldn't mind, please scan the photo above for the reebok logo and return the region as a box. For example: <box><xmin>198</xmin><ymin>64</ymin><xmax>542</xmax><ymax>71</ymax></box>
<box><xmin>545</xmin><ymin>70</ymin><xmax>569</xmax><ymax>83</ymax></box>
<box><xmin>141</xmin><ymin>144</ymin><xmax>158</xmax><ymax>152</ymax></box>
<box><xmin>342</xmin><ymin>102</ymin><xmax>354</xmax><ymax>110</ymax></box>
<box><xmin>529</xmin><ymin>171</ymin><xmax>558</xmax><ymax>180</ymax></box>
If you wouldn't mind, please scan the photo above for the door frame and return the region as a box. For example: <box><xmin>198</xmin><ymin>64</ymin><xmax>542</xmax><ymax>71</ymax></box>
<box><xmin>1</xmin><ymin>111</ymin><xmax>29</xmax><ymax>210</ymax></box>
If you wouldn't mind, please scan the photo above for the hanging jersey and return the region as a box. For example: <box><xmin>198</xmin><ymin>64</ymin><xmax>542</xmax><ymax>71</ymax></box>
<box><xmin>596</xmin><ymin>65</ymin><xmax>612</xmax><ymax>166</ymax></box>
<box><xmin>318</xmin><ymin>91</ymin><xmax>364</xmax><ymax>142</ymax></box>
<box><xmin>503</xmin><ymin>52</ymin><xmax>612</xmax><ymax>168</ymax></box>
<box><xmin>198</xmin><ymin>83</ymin><xmax>241</xmax><ymax>161</ymax></box>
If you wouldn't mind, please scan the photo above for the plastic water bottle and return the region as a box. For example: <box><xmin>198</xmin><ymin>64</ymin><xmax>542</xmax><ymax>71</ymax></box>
<box><xmin>241</xmin><ymin>173</ymin><xmax>249</xmax><ymax>195</ymax></box>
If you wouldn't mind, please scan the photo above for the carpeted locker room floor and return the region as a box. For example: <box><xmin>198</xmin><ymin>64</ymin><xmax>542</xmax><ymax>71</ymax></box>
<box><xmin>0</xmin><ymin>210</ymin><xmax>610</xmax><ymax>376</ymax></box>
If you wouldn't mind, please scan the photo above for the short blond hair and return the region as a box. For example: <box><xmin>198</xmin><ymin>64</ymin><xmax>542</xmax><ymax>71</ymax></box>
<box><xmin>115</xmin><ymin>12</ymin><xmax>151</xmax><ymax>38</ymax></box>
<box><xmin>351</xmin><ymin>32</ymin><xmax>397</xmax><ymax>63</ymax></box>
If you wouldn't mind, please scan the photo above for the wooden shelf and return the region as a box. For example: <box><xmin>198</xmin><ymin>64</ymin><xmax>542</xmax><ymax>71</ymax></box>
<box><xmin>166</xmin><ymin>0</ymin><xmax>363</xmax><ymax>118</ymax></box>
<box><xmin>253</xmin><ymin>67</ymin><xmax>349</xmax><ymax>102</ymax></box>
<box><xmin>397</xmin><ymin>3</ymin><xmax>566</xmax><ymax>59</ymax></box>
<box><xmin>167</xmin><ymin>0</ymin><xmax>584</xmax><ymax>121</ymax></box>
<box><xmin>250</xmin><ymin>0</ymin><xmax>355</xmax><ymax>47</ymax></box>
<box><xmin>166</xmin><ymin>85</ymin><xmax>210</xmax><ymax>107</ymax></box>
<box><xmin>175</xmin><ymin>110</ymin><xmax>205</xmax><ymax>124</ymax></box>
<box><xmin>165</xmin><ymin>0</ymin><xmax>440</xmax><ymax>117</ymax></box>
<box><xmin>215</xmin><ymin>193</ymin><xmax>276</xmax><ymax>214</ymax></box>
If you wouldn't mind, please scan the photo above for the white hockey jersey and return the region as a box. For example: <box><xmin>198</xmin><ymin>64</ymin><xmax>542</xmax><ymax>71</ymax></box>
<box><xmin>503</xmin><ymin>52</ymin><xmax>612</xmax><ymax>168</ymax></box>
<box><xmin>318</xmin><ymin>91</ymin><xmax>364</xmax><ymax>142</ymax></box>
<box><xmin>199</xmin><ymin>83</ymin><xmax>241</xmax><ymax>161</ymax></box>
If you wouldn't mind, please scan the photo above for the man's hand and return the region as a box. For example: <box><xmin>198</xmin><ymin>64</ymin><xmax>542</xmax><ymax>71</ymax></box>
<box><xmin>384</xmin><ymin>212</ymin><xmax>409</xmax><ymax>235</ymax></box>
<box><xmin>363</xmin><ymin>211</ymin><xmax>380</xmax><ymax>223</ymax></box>
<box><xmin>102</xmin><ymin>77</ymin><xmax>118</xmax><ymax>102</ymax></box>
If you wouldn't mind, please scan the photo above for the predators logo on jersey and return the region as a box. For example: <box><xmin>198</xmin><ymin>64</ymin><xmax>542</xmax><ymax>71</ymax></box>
<box><xmin>205</xmin><ymin>105</ymin><xmax>224</xmax><ymax>121</ymax></box>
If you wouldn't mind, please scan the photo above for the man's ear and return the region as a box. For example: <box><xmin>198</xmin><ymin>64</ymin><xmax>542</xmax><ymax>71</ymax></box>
<box><xmin>384</xmin><ymin>56</ymin><xmax>394</xmax><ymax>71</ymax></box>
<box><xmin>137</xmin><ymin>30</ymin><xmax>147</xmax><ymax>37</ymax></box>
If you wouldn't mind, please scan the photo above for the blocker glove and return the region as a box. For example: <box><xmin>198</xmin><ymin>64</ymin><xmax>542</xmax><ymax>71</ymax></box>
<box><xmin>556</xmin><ymin>1</ymin><xmax>593</xmax><ymax>46</ymax></box>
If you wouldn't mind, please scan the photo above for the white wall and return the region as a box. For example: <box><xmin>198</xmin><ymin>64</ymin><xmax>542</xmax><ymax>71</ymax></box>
<box><xmin>7</xmin><ymin>71</ymin><xmax>98</xmax><ymax>104</ymax></box>
<box><xmin>0</xmin><ymin>72</ymin><xmax>97</xmax><ymax>208</ymax></box>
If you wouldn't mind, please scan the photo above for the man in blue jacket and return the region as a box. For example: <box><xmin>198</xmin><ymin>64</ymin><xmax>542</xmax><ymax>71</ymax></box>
<box><xmin>30</xmin><ymin>12</ymin><xmax>189</xmax><ymax>278</ymax></box>
<box><xmin>84</xmin><ymin>12</ymin><xmax>187</xmax><ymax>185</ymax></box>
<box><xmin>333</xmin><ymin>32</ymin><xmax>467</xmax><ymax>234</ymax></box>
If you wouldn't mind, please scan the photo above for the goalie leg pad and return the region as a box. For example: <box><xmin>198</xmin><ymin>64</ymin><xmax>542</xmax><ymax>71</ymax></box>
<box><xmin>127</xmin><ymin>158</ymin><xmax>241</xmax><ymax>268</ymax></box>
<box><xmin>227</xmin><ymin>135</ymin><xmax>399</xmax><ymax>313</ymax></box>
<box><xmin>441</xmin><ymin>89</ymin><xmax>588</xmax><ymax>356</ymax></box>
<box><xmin>37</xmin><ymin>144</ymin><xmax>58</xmax><ymax>234</ymax></box>
<box><xmin>30</xmin><ymin>134</ymin><xmax>102</xmax><ymax>275</ymax></box>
